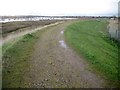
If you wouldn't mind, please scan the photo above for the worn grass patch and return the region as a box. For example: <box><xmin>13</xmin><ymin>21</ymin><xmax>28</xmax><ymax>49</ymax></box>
<box><xmin>64</xmin><ymin>20</ymin><xmax>119</xmax><ymax>86</ymax></box>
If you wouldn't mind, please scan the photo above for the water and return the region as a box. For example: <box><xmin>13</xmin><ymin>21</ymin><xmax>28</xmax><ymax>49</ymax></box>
<box><xmin>59</xmin><ymin>40</ymin><xmax>67</xmax><ymax>48</ymax></box>
<box><xmin>60</xmin><ymin>31</ymin><xmax>64</xmax><ymax>34</ymax></box>
<box><xmin>0</xmin><ymin>17</ymin><xmax>77</xmax><ymax>23</ymax></box>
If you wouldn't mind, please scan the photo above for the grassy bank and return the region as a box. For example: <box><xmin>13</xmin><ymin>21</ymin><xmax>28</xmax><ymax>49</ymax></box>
<box><xmin>2</xmin><ymin>29</ymin><xmax>46</xmax><ymax>88</ymax></box>
<box><xmin>64</xmin><ymin>20</ymin><xmax>119</xmax><ymax>86</ymax></box>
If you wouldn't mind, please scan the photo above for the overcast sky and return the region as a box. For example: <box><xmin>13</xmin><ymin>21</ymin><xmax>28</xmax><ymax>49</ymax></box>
<box><xmin>0</xmin><ymin>0</ymin><xmax>119</xmax><ymax>16</ymax></box>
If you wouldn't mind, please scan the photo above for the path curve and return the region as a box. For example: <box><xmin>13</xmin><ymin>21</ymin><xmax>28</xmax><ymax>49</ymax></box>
<box><xmin>24</xmin><ymin>21</ymin><xmax>107</xmax><ymax>88</ymax></box>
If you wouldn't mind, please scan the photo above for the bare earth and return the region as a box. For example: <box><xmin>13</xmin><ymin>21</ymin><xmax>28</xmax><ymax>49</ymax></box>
<box><xmin>23</xmin><ymin>21</ymin><xmax>107</xmax><ymax>88</ymax></box>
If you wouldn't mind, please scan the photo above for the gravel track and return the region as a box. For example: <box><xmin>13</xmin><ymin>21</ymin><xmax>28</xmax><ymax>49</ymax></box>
<box><xmin>23</xmin><ymin>21</ymin><xmax>107</xmax><ymax>88</ymax></box>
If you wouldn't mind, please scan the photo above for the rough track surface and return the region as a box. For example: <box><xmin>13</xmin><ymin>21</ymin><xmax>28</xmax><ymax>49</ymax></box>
<box><xmin>24</xmin><ymin>21</ymin><xmax>107</xmax><ymax>88</ymax></box>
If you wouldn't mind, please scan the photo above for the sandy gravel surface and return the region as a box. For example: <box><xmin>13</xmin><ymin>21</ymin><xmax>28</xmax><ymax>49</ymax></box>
<box><xmin>23</xmin><ymin>21</ymin><xmax>107</xmax><ymax>88</ymax></box>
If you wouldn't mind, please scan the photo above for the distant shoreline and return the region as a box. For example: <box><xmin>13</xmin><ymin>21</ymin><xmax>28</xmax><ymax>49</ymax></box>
<box><xmin>0</xmin><ymin>15</ymin><xmax>118</xmax><ymax>23</ymax></box>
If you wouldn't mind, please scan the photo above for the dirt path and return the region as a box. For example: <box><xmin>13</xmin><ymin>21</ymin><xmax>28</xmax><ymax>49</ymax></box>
<box><xmin>24</xmin><ymin>21</ymin><xmax>107</xmax><ymax>88</ymax></box>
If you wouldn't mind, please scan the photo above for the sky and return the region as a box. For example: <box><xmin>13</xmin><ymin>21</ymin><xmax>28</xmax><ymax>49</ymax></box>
<box><xmin>0</xmin><ymin>0</ymin><xmax>119</xmax><ymax>16</ymax></box>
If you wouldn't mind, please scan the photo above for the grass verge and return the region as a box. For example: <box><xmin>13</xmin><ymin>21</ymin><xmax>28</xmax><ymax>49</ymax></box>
<box><xmin>64</xmin><ymin>20</ymin><xmax>119</xmax><ymax>87</ymax></box>
<box><xmin>2</xmin><ymin>29</ymin><xmax>45</xmax><ymax>88</ymax></box>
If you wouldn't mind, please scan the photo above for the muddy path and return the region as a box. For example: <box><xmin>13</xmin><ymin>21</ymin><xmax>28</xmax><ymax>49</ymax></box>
<box><xmin>23</xmin><ymin>21</ymin><xmax>108</xmax><ymax>88</ymax></box>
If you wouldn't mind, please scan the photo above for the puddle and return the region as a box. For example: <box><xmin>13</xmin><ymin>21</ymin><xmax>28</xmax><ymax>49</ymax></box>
<box><xmin>60</xmin><ymin>31</ymin><xmax>64</xmax><ymax>34</ymax></box>
<box><xmin>59</xmin><ymin>40</ymin><xmax>67</xmax><ymax>48</ymax></box>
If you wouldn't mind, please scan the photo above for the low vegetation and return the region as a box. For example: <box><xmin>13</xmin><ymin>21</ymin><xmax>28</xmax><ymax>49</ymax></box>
<box><xmin>64</xmin><ymin>20</ymin><xmax>119</xmax><ymax>86</ymax></box>
<box><xmin>2</xmin><ymin>28</ymin><xmax>46</xmax><ymax>88</ymax></box>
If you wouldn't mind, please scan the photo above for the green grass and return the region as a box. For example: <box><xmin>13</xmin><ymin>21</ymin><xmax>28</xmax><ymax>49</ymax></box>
<box><xmin>64</xmin><ymin>20</ymin><xmax>119</xmax><ymax>86</ymax></box>
<box><xmin>2</xmin><ymin>29</ymin><xmax>45</xmax><ymax>88</ymax></box>
<box><xmin>2</xmin><ymin>37</ymin><xmax>23</xmax><ymax>55</ymax></box>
